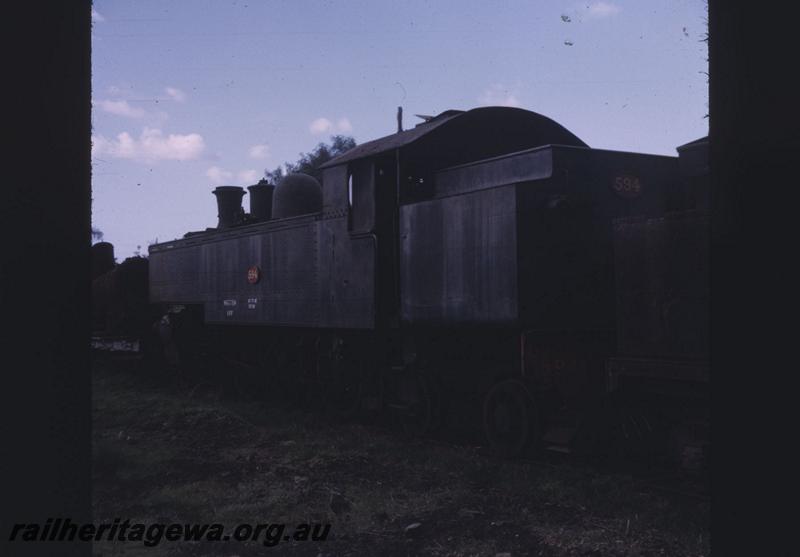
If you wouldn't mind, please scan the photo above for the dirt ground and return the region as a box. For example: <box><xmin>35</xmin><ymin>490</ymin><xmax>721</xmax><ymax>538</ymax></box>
<box><xmin>92</xmin><ymin>353</ymin><xmax>709</xmax><ymax>557</ymax></box>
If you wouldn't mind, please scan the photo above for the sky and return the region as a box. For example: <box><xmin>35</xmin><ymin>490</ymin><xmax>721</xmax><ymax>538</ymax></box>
<box><xmin>91</xmin><ymin>0</ymin><xmax>708</xmax><ymax>259</ymax></box>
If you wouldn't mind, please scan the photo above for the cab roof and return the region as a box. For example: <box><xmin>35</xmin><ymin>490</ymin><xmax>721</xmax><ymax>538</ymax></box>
<box><xmin>320</xmin><ymin>106</ymin><xmax>588</xmax><ymax>170</ymax></box>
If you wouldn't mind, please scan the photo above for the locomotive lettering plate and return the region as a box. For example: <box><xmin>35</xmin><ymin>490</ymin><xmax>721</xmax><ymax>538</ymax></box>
<box><xmin>612</xmin><ymin>174</ymin><xmax>642</xmax><ymax>199</ymax></box>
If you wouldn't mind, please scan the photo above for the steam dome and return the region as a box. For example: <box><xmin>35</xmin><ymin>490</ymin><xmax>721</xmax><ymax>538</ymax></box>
<box><xmin>271</xmin><ymin>173</ymin><xmax>323</xmax><ymax>219</ymax></box>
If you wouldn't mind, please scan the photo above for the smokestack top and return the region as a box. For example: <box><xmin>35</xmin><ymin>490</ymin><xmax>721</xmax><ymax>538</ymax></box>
<box><xmin>397</xmin><ymin>106</ymin><xmax>403</xmax><ymax>133</ymax></box>
<box><xmin>212</xmin><ymin>186</ymin><xmax>246</xmax><ymax>228</ymax></box>
<box><xmin>213</xmin><ymin>185</ymin><xmax>247</xmax><ymax>194</ymax></box>
<box><xmin>247</xmin><ymin>182</ymin><xmax>276</xmax><ymax>221</ymax></box>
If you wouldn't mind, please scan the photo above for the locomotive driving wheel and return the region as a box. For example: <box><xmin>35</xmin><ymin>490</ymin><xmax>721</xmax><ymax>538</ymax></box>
<box><xmin>483</xmin><ymin>379</ymin><xmax>538</xmax><ymax>458</ymax></box>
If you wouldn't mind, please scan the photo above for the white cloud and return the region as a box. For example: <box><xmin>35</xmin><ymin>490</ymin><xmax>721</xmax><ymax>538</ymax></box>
<box><xmin>95</xmin><ymin>99</ymin><xmax>146</xmax><ymax>119</ymax></box>
<box><xmin>92</xmin><ymin>133</ymin><xmax>137</xmax><ymax>159</ymax></box>
<box><xmin>204</xmin><ymin>167</ymin><xmax>259</xmax><ymax>185</ymax></box>
<box><xmin>310</xmin><ymin>117</ymin><xmax>333</xmax><ymax>135</ymax></box>
<box><xmin>586</xmin><ymin>2</ymin><xmax>620</xmax><ymax>18</ymax></box>
<box><xmin>336</xmin><ymin>117</ymin><xmax>353</xmax><ymax>133</ymax></box>
<box><xmin>95</xmin><ymin>87</ymin><xmax>171</xmax><ymax>124</ymax></box>
<box><xmin>91</xmin><ymin>8</ymin><xmax>105</xmax><ymax>22</ymax></box>
<box><xmin>248</xmin><ymin>144</ymin><xmax>270</xmax><ymax>159</ymax></box>
<box><xmin>309</xmin><ymin>116</ymin><xmax>353</xmax><ymax>136</ymax></box>
<box><xmin>237</xmin><ymin>169</ymin><xmax>259</xmax><ymax>183</ymax></box>
<box><xmin>478</xmin><ymin>84</ymin><xmax>522</xmax><ymax>108</ymax></box>
<box><xmin>206</xmin><ymin>166</ymin><xmax>234</xmax><ymax>185</ymax></box>
<box><xmin>165</xmin><ymin>87</ymin><xmax>186</xmax><ymax>102</ymax></box>
<box><xmin>138</xmin><ymin>128</ymin><xmax>203</xmax><ymax>160</ymax></box>
<box><xmin>92</xmin><ymin>127</ymin><xmax>205</xmax><ymax>162</ymax></box>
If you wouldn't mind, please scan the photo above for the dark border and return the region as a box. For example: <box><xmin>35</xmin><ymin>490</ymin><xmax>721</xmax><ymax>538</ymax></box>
<box><xmin>710</xmin><ymin>1</ymin><xmax>798</xmax><ymax>554</ymax></box>
<box><xmin>2</xmin><ymin>2</ymin><xmax>92</xmax><ymax>556</ymax></box>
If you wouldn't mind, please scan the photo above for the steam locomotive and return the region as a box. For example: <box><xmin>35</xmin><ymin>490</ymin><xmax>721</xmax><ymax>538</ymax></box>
<box><xmin>95</xmin><ymin>106</ymin><xmax>709</xmax><ymax>463</ymax></box>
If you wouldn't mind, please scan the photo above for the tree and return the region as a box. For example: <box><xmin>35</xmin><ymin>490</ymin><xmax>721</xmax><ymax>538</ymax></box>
<box><xmin>265</xmin><ymin>135</ymin><xmax>356</xmax><ymax>184</ymax></box>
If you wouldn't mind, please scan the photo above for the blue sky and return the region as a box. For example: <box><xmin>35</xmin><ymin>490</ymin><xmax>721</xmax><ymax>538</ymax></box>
<box><xmin>91</xmin><ymin>0</ymin><xmax>708</xmax><ymax>258</ymax></box>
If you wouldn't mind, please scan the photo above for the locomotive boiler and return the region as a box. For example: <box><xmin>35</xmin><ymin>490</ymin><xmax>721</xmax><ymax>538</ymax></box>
<box><xmin>146</xmin><ymin>106</ymin><xmax>708</xmax><ymax>459</ymax></box>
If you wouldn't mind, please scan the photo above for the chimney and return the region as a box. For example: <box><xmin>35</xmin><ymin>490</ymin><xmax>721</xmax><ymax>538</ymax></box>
<box><xmin>212</xmin><ymin>186</ymin><xmax>246</xmax><ymax>229</ymax></box>
<box><xmin>247</xmin><ymin>180</ymin><xmax>275</xmax><ymax>221</ymax></box>
<box><xmin>397</xmin><ymin>106</ymin><xmax>403</xmax><ymax>133</ymax></box>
